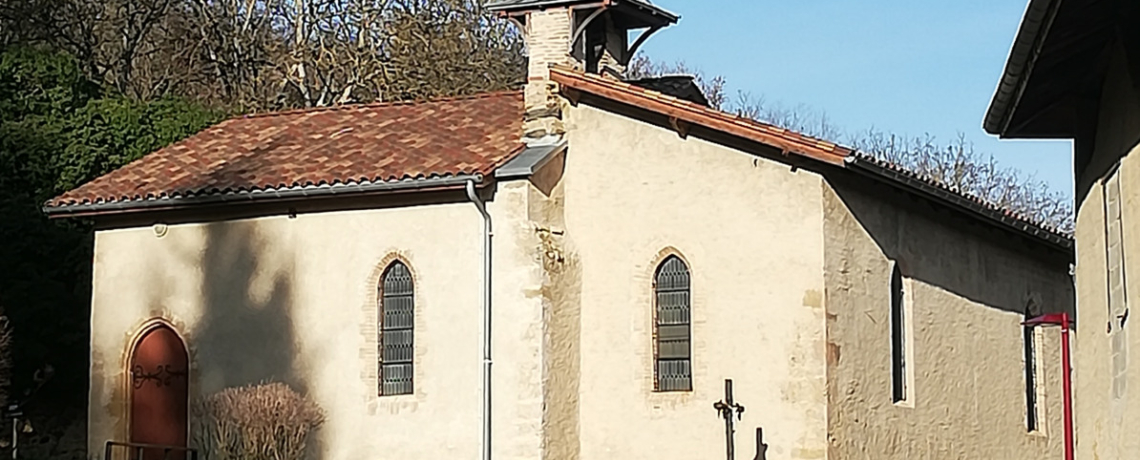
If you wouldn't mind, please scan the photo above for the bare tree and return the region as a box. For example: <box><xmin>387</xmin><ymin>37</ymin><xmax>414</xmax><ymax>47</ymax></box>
<box><xmin>851</xmin><ymin>130</ymin><xmax>1073</xmax><ymax>233</ymax></box>
<box><xmin>172</xmin><ymin>0</ymin><xmax>285</xmax><ymax>107</ymax></box>
<box><xmin>627</xmin><ymin>55</ymin><xmax>727</xmax><ymax>110</ymax></box>
<box><xmin>627</xmin><ymin>56</ymin><xmax>842</xmax><ymax>139</ymax></box>
<box><xmin>730</xmin><ymin>91</ymin><xmax>843</xmax><ymax>141</ymax></box>
<box><xmin>1</xmin><ymin>0</ymin><xmax>524</xmax><ymax>109</ymax></box>
<box><xmin>98</xmin><ymin>0</ymin><xmax>179</xmax><ymax>96</ymax></box>
<box><xmin>1</xmin><ymin>0</ymin><xmax>186</xmax><ymax>98</ymax></box>
<box><xmin>0</xmin><ymin>0</ymin><xmax>102</xmax><ymax>75</ymax></box>
<box><xmin>379</xmin><ymin>0</ymin><xmax>525</xmax><ymax>101</ymax></box>
<box><xmin>265</xmin><ymin>0</ymin><xmax>382</xmax><ymax>107</ymax></box>
<box><xmin>253</xmin><ymin>0</ymin><xmax>524</xmax><ymax>108</ymax></box>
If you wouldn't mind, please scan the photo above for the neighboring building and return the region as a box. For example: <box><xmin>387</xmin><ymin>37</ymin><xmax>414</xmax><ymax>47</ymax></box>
<box><xmin>51</xmin><ymin>1</ymin><xmax>1073</xmax><ymax>459</ymax></box>
<box><xmin>985</xmin><ymin>1</ymin><xmax>1140</xmax><ymax>458</ymax></box>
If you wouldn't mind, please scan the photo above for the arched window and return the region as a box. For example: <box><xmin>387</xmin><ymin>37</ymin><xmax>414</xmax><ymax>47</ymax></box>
<box><xmin>379</xmin><ymin>261</ymin><xmax>414</xmax><ymax>396</ymax></box>
<box><xmin>655</xmin><ymin>255</ymin><xmax>692</xmax><ymax>392</ymax></box>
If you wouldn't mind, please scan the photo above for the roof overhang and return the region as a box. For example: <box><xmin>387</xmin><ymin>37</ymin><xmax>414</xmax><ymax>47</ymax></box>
<box><xmin>984</xmin><ymin>0</ymin><xmax>1120</xmax><ymax>138</ymax></box>
<box><xmin>487</xmin><ymin>0</ymin><xmax>678</xmax><ymax>30</ymax></box>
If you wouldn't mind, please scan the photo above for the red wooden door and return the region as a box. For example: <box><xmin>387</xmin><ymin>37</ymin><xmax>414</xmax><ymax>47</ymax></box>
<box><xmin>129</xmin><ymin>325</ymin><xmax>188</xmax><ymax>460</ymax></box>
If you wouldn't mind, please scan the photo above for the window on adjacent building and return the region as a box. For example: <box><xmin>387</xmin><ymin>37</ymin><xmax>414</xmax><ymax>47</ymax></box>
<box><xmin>379</xmin><ymin>261</ymin><xmax>414</xmax><ymax>396</ymax></box>
<box><xmin>1104</xmin><ymin>164</ymin><xmax>1129</xmax><ymax>400</ymax></box>
<box><xmin>655</xmin><ymin>255</ymin><xmax>692</xmax><ymax>392</ymax></box>
<box><xmin>1024</xmin><ymin>303</ymin><xmax>1039</xmax><ymax>432</ymax></box>
<box><xmin>890</xmin><ymin>262</ymin><xmax>907</xmax><ymax>403</ymax></box>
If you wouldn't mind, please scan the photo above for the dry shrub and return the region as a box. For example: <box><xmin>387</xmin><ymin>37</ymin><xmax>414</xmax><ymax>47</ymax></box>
<box><xmin>192</xmin><ymin>382</ymin><xmax>325</xmax><ymax>460</ymax></box>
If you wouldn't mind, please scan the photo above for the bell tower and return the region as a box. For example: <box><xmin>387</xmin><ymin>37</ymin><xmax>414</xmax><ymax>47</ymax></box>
<box><xmin>487</xmin><ymin>0</ymin><xmax>678</xmax><ymax>138</ymax></box>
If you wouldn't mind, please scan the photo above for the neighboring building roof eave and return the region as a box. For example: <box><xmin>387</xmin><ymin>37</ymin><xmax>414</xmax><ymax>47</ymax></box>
<box><xmin>984</xmin><ymin>0</ymin><xmax>1063</xmax><ymax>136</ymax></box>
<box><xmin>42</xmin><ymin>174</ymin><xmax>485</xmax><ymax>219</ymax></box>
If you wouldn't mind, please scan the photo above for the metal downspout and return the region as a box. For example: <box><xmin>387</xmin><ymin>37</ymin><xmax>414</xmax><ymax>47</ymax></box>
<box><xmin>466</xmin><ymin>180</ymin><xmax>493</xmax><ymax>460</ymax></box>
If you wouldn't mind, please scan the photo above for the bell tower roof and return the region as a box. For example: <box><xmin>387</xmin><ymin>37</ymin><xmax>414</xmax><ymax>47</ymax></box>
<box><xmin>489</xmin><ymin>0</ymin><xmax>679</xmax><ymax>139</ymax></box>
<box><xmin>486</xmin><ymin>0</ymin><xmax>678</xmax><ymax>29</ymax></box>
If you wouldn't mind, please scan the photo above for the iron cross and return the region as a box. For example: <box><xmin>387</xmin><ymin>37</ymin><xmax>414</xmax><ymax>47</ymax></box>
<box><xmin>713</xmin><ymin>379</ymin><xmax>746</xmax><ymax>460</ymax></box>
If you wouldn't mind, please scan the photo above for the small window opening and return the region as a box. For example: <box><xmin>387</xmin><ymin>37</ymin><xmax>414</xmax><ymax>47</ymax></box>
<box><xmin>890</xmin><ymin>262</ymin><xmax>907</xmax><ymax>403</ymax></box>
<box><xmin>1024</xmin><ymin>307</ymin><xmax>1039</xmax><ymax>432</ymax></box>
<box><xmin>1104</xmin><ymin>164</ymin><xmax>1130</xmax><ymax>400</ymax></box>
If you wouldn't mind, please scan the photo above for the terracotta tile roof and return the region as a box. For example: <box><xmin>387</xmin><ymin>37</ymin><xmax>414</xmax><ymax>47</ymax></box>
<box><xmin>549</xmin><ymin>67</ymin><xmax>853</xmax><ymax>166</ymax></box>
<box><xmin>46</xmin><ymin>91</ymin><xmax>524</xmax><ymax>211</ymax></box>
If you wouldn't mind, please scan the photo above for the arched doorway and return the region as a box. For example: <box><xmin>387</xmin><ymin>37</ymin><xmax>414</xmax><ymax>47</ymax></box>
<box><xmin>129</xmin><ymin>324</ymin><xmax>188</xmax><ymax>459</ymax></box>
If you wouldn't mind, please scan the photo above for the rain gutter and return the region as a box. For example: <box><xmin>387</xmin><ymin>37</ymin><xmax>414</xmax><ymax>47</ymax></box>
<box><xmin>42</xmin><ymin>174</ymin><xmax>483</xmax><ymax>218</ymax></box>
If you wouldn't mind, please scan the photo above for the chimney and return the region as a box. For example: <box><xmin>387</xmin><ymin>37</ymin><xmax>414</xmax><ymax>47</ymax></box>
<box><xmin>487</xmin><ymin>0</ymin><xmax>678</xmax><ymax>140</ymax></box>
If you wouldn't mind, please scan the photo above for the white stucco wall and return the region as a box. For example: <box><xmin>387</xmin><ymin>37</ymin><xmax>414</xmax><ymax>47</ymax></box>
<box><xmin>560</xmin><ymin>103</ymin><xmax>829</xmax><ymax>460</ymax></box>
<box><xmin>1072</xmin><ymin>45</ymin><xmax>1140</xmax><ymax>460</ymax></box>
<box><xmin>822</xmin><ymin>178</ymin><xmax>1071</xmax><ymax>459</ymax></box>
<box><xmin>87</xmin><ymin>183</ymin><xmax>548</xmax><ymax>460</ymax></box>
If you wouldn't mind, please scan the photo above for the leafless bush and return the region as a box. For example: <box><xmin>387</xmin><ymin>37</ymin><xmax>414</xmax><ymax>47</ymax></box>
<box><xmin>851</xmin><ymin>129</ymin><xmax>1074</xmax><ymax>233</ymax></box>
<box><xmin>192</xmin><ymin>382</ymin><xmax>325</xmax><ymax>460</ymax></box>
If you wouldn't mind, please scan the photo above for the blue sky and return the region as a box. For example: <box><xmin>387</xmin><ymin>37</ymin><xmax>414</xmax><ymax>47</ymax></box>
<box><xmin>638</xmin><ymin>0</ymin><xmax>1074</xmax><ymax>197</ymax></box>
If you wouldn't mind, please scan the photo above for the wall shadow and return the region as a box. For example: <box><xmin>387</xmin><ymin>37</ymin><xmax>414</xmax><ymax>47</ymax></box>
<box><xmin>176</xmin><ymin>215</ymin><xmax>321</xmax><ymax>460</ymax></box>
<box><xmin>91</xmin><ymin>157</ymin><xmax>343</xmax><ymax>459</ymax></box>
<box><xmin>823</xmin><ymin>169</ymin><xmax>1075</xmax><ymax>318</ymax></box>
<box><xmin>190</xmin><ymin>221</ymin><xmax>302</xmax><ymax>394</ymax></box>
<box><xmin>154</xmin><ymin>138</ymin><xmax>309</xmax><ymax>395</ymax></box>
<box><xmin>130</xmin><ymin>162</ymin><xmax>306</xmax><ymax>458</ymax></box>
